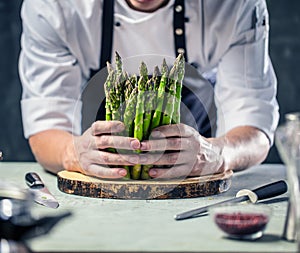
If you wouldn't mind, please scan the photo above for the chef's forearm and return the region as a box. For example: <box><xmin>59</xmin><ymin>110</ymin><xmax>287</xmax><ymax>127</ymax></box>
<box><xmin>28</xmin><ymin>129</ymin><xmax>81</xmax><ymax>174</ymax></box>
<box><xmin>209</xmin><ymin>126</ymin><xmax>270</xmax><ymax>172</ymax></box>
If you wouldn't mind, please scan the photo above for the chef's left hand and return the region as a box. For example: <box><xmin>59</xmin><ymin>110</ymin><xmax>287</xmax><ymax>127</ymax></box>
<box><xmin>140</xmin><ymin>123</ymin><xmax>224</xmax><ymax>179</ymax></box>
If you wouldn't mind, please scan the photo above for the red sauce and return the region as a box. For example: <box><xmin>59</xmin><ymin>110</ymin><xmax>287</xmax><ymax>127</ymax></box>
<box><xmin>214</xmin><ymin>212</ymin><xmax>269</xmax><ymax>235</ymax></box>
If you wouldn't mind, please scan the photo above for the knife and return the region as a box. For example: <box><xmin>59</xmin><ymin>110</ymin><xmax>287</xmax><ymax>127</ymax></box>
<box><xmin>25</xmin><ymin>172</ymin><xmax>59</xmax><ymax>209</ymax></box>
<box><xmin>174</xmin><ymin>180</ymin><xmax>288</xmax><ymax>220</ymax></box>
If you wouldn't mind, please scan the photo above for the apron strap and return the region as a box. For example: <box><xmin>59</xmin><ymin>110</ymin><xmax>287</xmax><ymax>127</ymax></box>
<box><xmin>100</xmin><ymin>0</ymin><xmax>114</xmax><ymax>69</ymax></box>
<box><xmin>90</xmin><ymin>0</ymin><xmax>114</xmax><ymax>77</ymax></box>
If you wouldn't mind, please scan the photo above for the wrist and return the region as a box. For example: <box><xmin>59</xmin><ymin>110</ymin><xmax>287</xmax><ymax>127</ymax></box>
<box><xmin>61</xmin><ymin>136</ymin><xmax>83</xmax><ymax>173</ymax></box>
<box><xmin>207</xmin><ymin>136</ymin><xmax>228</xmax><ymax>171</ymax></box>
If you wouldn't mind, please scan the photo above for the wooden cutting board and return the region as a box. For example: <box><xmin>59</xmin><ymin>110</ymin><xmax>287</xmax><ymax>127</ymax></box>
<box><xmin>57</xmin><ymin>170</ymin><xmax>233</xmax><ymax>200</ymax></box>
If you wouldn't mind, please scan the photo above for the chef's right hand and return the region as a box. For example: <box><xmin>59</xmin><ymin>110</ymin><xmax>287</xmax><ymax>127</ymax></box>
<box><xmin>65</xmin><ymin>120</ymin><xmax>141</xmax><ymax>179</ymax></box>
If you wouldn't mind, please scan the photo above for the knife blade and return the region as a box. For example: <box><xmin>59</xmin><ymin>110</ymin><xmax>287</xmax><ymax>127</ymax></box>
<box><xmin>25</xmin><ymin>172</ymin><xmax>59</xmax><ymax>209</ymax></box>
<box><xmin>174</xmin><ymin>180</ymin><xmax>288</xmax><ymax>220</ymax></box>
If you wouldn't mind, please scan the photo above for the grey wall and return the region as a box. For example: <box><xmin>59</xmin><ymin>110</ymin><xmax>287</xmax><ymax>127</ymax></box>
<box><xmin>0</xmin><ymin>0</ymin><xmax>299</xmax><ymax>163</ymax></box>
<box><xmin>0</xmin><ymin>0</ymin><xmax>34</xmax><ymax>161</ymax></box>
<box><xmin>265</xmin><ymin>0</ymin><xmax>300</xmax><ymax>163</ymax></box>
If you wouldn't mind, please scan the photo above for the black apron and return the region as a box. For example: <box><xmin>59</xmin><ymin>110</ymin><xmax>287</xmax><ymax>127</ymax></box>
<box><xmin>91</xmin><ymin>0</ymin><xmax>215</xmax><ymax>137</ymax></box>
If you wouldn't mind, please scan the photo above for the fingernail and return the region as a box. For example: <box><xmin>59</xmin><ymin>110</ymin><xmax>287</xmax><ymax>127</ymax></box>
<box><xmin>149</xmin><ymin>169</ymin><xmax>157</xmax><ymax>177</ymax></box>
<box><xmin>130</xmin><ymin>139</ymin><xmax>140</xmax><ymax>150</ymax></box>
<box><xmin>119</xmin><ymin>169</ymin><xmax>127</xmax><ymax>177</ymax></box>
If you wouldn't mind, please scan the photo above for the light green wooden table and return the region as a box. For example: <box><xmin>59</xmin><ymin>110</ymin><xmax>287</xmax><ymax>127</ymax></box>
<box><xmin>0</xmin><ymin>162</ymin><xmax>297</xmax><ymax>252</ymax></box>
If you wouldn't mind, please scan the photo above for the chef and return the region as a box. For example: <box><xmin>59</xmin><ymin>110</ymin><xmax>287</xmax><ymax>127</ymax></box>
<box><xmin>19</xmin><ymin>0</ymin><xmax>279</xmax><ymax>179</ymax></box>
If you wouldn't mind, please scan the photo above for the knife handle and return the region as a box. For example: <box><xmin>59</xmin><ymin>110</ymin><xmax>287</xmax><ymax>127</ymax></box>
<box><xmin>253</xmin><ymin>180</ymin><xmax>288</xmax><ymax>201</ymax></box>
<box><xmin>25</xmin><ymin>172</ymin><xmax>44</xmax><ymax>188</ymax></box>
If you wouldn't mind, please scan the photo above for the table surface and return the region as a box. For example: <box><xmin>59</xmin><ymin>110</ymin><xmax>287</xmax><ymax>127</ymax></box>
<box><xmin>0</xmin><ymin>162</ymin><xmax>297</xmax><ymax>252</ymax></box>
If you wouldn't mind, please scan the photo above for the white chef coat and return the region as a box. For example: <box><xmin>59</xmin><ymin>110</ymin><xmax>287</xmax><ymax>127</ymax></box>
<box><xmin>19</xmin><ymin>0</ymin><xmax>279</xmax><ymax>144</ymax></box>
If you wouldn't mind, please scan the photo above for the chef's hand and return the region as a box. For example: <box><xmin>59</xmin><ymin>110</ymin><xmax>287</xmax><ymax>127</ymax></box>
<box><xmin>140</xmin><ymin>123</ymin><xmax>224</xmax><ymax>179</ymax></box>
<box><xmin>69</xmin><ymin>120</ymin><xmax>141</xmax><ymax>179</ymax></box>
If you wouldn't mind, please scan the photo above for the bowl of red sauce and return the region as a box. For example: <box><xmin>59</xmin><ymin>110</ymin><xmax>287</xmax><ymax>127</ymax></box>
<box><xmin>211</xmin><ymin>204</ymin><xmax>271</xmax><ymax>240</ymax></box>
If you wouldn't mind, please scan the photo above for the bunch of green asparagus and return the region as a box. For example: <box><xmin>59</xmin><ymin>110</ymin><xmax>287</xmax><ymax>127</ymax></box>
<box><xmin>104</xmin><ymin>52</ymin><xmax>185</xmax><ymax>180</ymax></box>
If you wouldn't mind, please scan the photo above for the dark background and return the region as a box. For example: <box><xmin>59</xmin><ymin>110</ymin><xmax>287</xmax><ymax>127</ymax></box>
<box><xmin>0</xmin><ymin>0</ymin><xmax>299</xmax><ymax>163</ymax></box>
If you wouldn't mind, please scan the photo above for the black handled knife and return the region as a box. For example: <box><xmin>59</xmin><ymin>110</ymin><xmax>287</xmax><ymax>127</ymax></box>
<box><xmin>25</xmin><ymin>172</ymin><xmax>59</xmax><ymax>209</ymax></box>
<box><xmin>174</xmin><ymin>180</ymin><xmax>288</xmax><ymax>220</ymax></box>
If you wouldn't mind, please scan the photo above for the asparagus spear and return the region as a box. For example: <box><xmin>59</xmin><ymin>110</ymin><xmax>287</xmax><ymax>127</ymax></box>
<box><xmin>115</xmin><ymin>51</ymin><xmax>123</xmax><ymax>76</ymax></box>
<box><xmin>161</xmin><ymin>60</ymin><xmax>178</xmax><ymax>125</ymax></box>
<box><xmin>131</xmin><ymin>62</ymin><xmax>148</xmax><ymax>179</ymax></box>
<box><xmin>124</xmin><ymin>85</ymin><xmax>138</xmax><ymax>138</ymax></box>
<box><xmin>134</xmin><ymin>62</ymin><xmax>148</xmax><ymax>140</ymax></box>
<box><xmin>173</xmin><ymin>53</ymin><xmax>185</xmax><ymax>124</ymax></box>
<box><xmin>150</xmin><ymin>59</ymin><xmax>169</xmax><ymax>130</ymax></box>
<box><xmin>140</xmin><ymin>72</ymin><xmax>159</xmax><ymax>180</ymax></box>
<box><xmin>107</xmin><ymin>60</ymin><xmax>114</xmax><ymax>74</ymax></box>
<box><xmin>128</xmin><ymin>74</ymin><xmax>138</xmax><ymax>93</ymax></box>
<box><xmin>104</xmin><ymin>62</ymin><xmax>116</xmax><ymax>121</ymax></box>
<box><xmin>126</xmin><ymin>74</ymin><xmax>137</xmax><ymax>137</ymax></box>
<box><xmin>143</xmin><ymin>79</ymin><xmax>155</xmax><ymax>139</ymax></box>
<box><xmin>153</xmin><ymin>66</ymin><xmax>161</xmax><ymax>90</ymax></box>
<box><xmin>111</xmin><ymin>51</ymin><xmax>126</xmax><ymax>120</ymax></box>
<box><xmin>148</xmin><ymin>65</ymin><xmax>161</xmax><ymax>130</ymax></box>
<box><xmin>121</xmin><ymin>85</ymin><xmax>139</xmax><ymax>179</ymax></box>
<box><xmin>111</xmin><ymin>73</ymin><xmax>124</xmax><ymax>121</ymax></box>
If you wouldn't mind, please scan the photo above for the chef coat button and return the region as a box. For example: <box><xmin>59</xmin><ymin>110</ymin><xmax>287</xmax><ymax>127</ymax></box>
<box><xmin>175</xmin><ymin>28</ymin><xmax>183</xmax><ymax>36</ymax></box>
<box><xmin>177</xmin><ymin>48</ymin><xmax>185</xmax><ymax>54</ymax></box>
<box><xmin>175</xmin><ymin>5</ymin><xmax>183</xmax><ymax>12</ymax></box>
<box><xmin>115</xmin><ymin>21</ymin><xmax>121</xmax><ymax>27</ymax></box>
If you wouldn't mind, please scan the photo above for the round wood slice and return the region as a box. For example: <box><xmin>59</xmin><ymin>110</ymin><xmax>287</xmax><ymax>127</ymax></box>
<box><xmin>57</xmin><ymin>170</ymin><xmax>233</xmax><ymax>200</ymax></box>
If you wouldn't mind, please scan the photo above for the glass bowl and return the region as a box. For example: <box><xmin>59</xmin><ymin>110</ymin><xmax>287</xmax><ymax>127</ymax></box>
<box><xmin>210</xmin><ymin>203</ymin><xmax>272</xmax><ymax>240</ymax></box>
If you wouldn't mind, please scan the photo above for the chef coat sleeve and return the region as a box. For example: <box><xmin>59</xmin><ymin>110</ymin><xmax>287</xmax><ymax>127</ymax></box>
<box><xmin>214</xmin><ymin>0</ymin><xmax>279</xmax><ymax>145</ymax></box>
<box><xmin>18</xmin><ymin>0</ymin><xmax>83</xmax><ymax>138</ymax></box>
